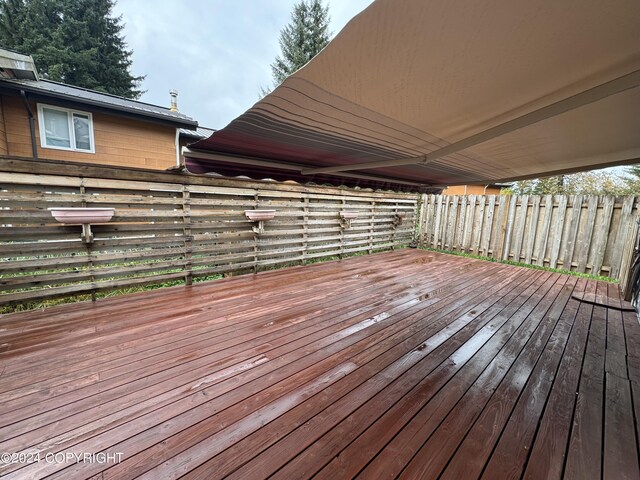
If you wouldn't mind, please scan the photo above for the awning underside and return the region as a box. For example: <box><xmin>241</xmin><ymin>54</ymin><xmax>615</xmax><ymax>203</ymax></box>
<box><xmin>186</xmin><ymin>0</ymin><xmax>640</xmax><ymax>192</ymax></box>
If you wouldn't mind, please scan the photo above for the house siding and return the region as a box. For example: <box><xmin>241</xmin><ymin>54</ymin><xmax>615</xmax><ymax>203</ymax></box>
<box><xmin>0</xmin><ymin>96</ymin><xmax>9</xmax><ymax>155</ymax></box>
<box><xmin>442</xmin><ymin>184</ymin><xmax>503</xmax><ymax>196</ymax></box>
<box><xmin>2</xmin><ymin>95</ymin><xmax>177</xmax><ymax>170</ymax></box>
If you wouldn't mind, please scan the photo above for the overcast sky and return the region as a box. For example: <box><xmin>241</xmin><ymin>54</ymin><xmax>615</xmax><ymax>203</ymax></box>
<box><xmin>112</xmin><ymin>1</ymin><xmax>374</xmax><ymax>129</ymax></box>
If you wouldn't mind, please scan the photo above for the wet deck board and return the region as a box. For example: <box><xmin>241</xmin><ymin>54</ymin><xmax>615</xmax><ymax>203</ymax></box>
<box><xmin>0</xmin><ymin>249</ymin><xmax>638</xmax><ymax>479</ymax></box>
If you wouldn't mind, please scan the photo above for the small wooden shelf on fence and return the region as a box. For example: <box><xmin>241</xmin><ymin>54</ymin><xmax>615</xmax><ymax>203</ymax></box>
<box><xmin>392</xmin><ymin>213</ymin><xmax>404</xmax><ymax>228</ymax></box>
<box><xmin>245</xmin><ymin>209</ymin><xmax>276</xmax><ymax>234</ymax></box>
<box><xmin>340</xmin><ymin>211</ymin><xmax>359</xmax><ymax>229</ymax></box>
<box><xmin>49</xmin><ymin>207</ymin><xmax>115</xmax><ymax>243</ymax></box>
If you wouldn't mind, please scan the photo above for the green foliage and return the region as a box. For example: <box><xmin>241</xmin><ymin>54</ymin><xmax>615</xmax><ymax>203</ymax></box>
<box><xmin>0</xmin><ymin>0</ymin><xmax>144</xmax><ymax>98</ymax></box>
<box><xmin>268</xmin><ymin>0</ymin><xmax>330</xmax><ymax>89</ymax></box>
<box><xmin>508</xmin><ymin>169</ymin><xmax>630</xmax><ymax>196</ymax></box>
<box><xmin>623</xmin><ymin>164</ymin><xmax>640</xmax><ymax>194</ymax></box>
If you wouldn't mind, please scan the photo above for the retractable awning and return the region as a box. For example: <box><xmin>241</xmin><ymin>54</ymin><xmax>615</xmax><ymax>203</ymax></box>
<box><xmin>185</xmin><ymin>0</ymin><xmax>640</xmax><ymax>192</ymax></box>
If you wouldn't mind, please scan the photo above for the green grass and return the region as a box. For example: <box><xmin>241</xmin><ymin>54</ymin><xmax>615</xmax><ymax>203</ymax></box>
<box><xmin>419</xmin><ymin>247</ymin><xmax>617</xmax><ymax>283</ymax></box>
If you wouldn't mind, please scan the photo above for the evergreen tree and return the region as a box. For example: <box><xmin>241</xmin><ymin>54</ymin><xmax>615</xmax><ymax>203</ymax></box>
<box><xmin>0</xmin><ymin>0</ymin><xmax>27</xmax><ymax>48</ymax></box>
<box><xmin>624</xmin><ymin>165</ymin><xmax>640</xmax><ymax>194</ymax></box>
<box><xmin>0</xmin><ymin>0</ymin><xmax>143</xmax><ymax>99</ymax></box>
<box><xmin>267</xmin><ymin>0</ymin><xmax>330</xmax><ymax>91</ymax></box>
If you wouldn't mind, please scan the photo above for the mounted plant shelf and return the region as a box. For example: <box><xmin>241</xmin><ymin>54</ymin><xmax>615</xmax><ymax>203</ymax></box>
<box><xmin>339</xmin><ymin>211</ymin><xmax>359</xmax><ymax>229</ymax></box>
<box><xmin>245</xmin><ymin>209</ymin><xmax>276</xmax><ymax>234</ymax></box>
<box><xmin>49</xmin><ymin>207</ymin><xmax>115</xmax><ymax>244</ymax></box>
<box><xmin>392</xmin><ymin>213</ymin><xmax>405</xmax><ymax>229</ymax></box>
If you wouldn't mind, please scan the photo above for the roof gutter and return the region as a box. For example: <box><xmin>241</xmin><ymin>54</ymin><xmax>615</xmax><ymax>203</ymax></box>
<box><xmin>2</xmin><ymin>83</ymin><xmax>198</xmax><ymax>129</ymax></box>
<box><xmin>20</xmin><ymin>90</ymin><xmax>37</xmax><ymax>160</ymax></box>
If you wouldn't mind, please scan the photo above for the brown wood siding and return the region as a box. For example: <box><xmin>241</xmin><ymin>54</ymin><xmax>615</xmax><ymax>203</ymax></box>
<box><xmin>0</xmin><ymin>96</ymin><xmax>9</xmax><ymax>155</ymax></box>
<box><xmin>442</xmin><ymin>185</ymin><xmax>503</xmax><ymax>195</ymax></box>
<box><xmin>2</xmin><ymin>94</ymin><xmax>177</xmax><ymax>170</ymax></box>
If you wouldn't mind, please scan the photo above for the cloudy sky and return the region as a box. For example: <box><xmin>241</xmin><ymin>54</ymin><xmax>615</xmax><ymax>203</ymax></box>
<box><xmin>112</xmin><ymin>1</ymin><xmax>374</xmax><ymax>130</ymax></box>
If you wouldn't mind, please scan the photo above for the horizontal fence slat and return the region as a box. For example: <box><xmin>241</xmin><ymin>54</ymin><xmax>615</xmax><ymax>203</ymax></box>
<box><xmin>0</xmin><ymin>160</ymin><xmax>417</xmax><ymax>306</ymax></box>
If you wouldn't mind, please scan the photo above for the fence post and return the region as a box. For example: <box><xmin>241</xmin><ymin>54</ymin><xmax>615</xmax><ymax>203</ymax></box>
<box><xmin>620</xmin><ymin>198</ymin><xmax>639</xmax><ymax>300</ymax></box>
<box><xmin>182</xmin><ymin>186</ymin><xmax>193</xmax><ymax>286</ymax></box>
<box><xmin>302</xmin><ymin>195</ymin><xmax>309</xmax><ymax>264</ymax></box>
<box><xmin>78</xmin><ymin>180</ymin><xmax>97</xmax><ymax>302</ymax></box>
<box><xmin>620</xmin><ymin>222</ymin><xmax>639</xmax><ymax>301</ymax></box>
<box><xmin>501</xmin><ymin>195</ymin><xmax>517</xmax><ymax>261</ymax></box>
<box><xmin>369</xmin><ymin>199</ymin><xmax>375</xmax><ymax>253</ymax></box>
<box><xmin>611</xmin><ymin>196</ymin><xmax>636</xmax><ymax>279</ymax></box>
<box><xmin>473</xmin><ymin>195</ymin><xmax>486</xmax><ymax>256</ymax></box>
<box><xmin>417</xmin><ymin>193</ymin><xmax>426</xmax><ymax>246</ymax></box>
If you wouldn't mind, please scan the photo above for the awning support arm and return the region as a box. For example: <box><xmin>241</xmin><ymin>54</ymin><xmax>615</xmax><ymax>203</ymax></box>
<box><xmin>182</xmin><ymin>147</ymin><xmax>434</xmax><ymax>187</ymax></box>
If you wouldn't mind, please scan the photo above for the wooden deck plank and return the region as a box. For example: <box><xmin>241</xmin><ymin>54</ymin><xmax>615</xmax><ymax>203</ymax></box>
<box><xmin>605</xmin><ymin>282</ymin><xmax>630</xmax><ymax>378</ymax></box>
<box><xmin>69</xmin><ymin>262</ymin><xmax>516</xmax><ymax>476</ymax></box>
<box><xmin>602</xmin><ymin>283</ymin><xmax>640</xmax><ymax>480</ymax></box>
<box><xmin>290</xmin><ymin>269</ymin><xmax>548</xmax><ymax>480</ymax></box>
<box><xmin>1</xmin><ymin>253</ymin><xmax>424</xmax><ymax>374</ymax></box>
<box><xmin>399</xmin><ymin>274</ymin><xmax>578</xmax><ymax>479</ymax></box>
<box><xmin>520</xmin><ymin>278</ymin><xmax>593</xmax><ymax>480</ymax></box>
<box><xmin>56</xmin><ymin>262</ymin><xmax>513</xmax><ymax>480</ymax></box>
<box><xmin>178</xmin><ymin>270</ymin><xmax>545</xmax><ymax>480</ymax></box>
<box><xmin>1</xmin><ymin>249</ymin><xmax>404</xmax><ymax>350</ymax></box>
<box><xmin>0</xmin><ymin>253</ymin><xmax>452</xmax><ymax>418</ymax></box>
<box><xmin>603</xmin><ymin>373</ymin><xmax>640</xmax><ymax>480</ymax></box>
<box><xmin>0</xmin><ymin>251</ymin><xmax>415</xmax><ymax>361</ymax></box>
<box><xmin>1</xmin><ymin>254</ymin><xmax>503</xmax><ymax>478</ymax></box>
<box><xmin>563</xmin><ymin>281</ymin><xmax>608</xmax><ymax>480</ymax></box>
<box><xmin>358</xmin><ymin>274</ymin><xmax>575</xmax><ymax>480</ymax></box>
<box><xmin>0</xmin><ymin>249</ymin><xmax>636</xmax><ymax>480</ymax></box>
<box><xmin>436</xmin><ymin>277</ymin><xmax>585</xmax><ymax>480</ymax></box>
<box><xmin>623</xmin><ymin>300</ymin><xmax>640</xmax><ymax>464</ymax></box>
<box><xmin>0</xmin><ymin>255</ymin><xmax>490</xmax><ymax>436</ymax></box>
<box><xmin>310</xmin><ymin>270</ymin><xmax>551</xmax><ymax>480</ymax></box>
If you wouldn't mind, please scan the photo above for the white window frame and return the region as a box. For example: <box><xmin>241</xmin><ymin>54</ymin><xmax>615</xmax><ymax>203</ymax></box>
<box><xmin>37</xmin><ymin>103</ymin><xmax>95</xmax><ymax>153</ymax></box>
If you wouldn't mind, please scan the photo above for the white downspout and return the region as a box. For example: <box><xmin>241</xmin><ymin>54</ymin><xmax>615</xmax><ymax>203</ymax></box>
<box><xmin>169</xmin><ymin>89</ymin><xmax>182</xmax><ymax>167</ymax></box>
<box><xmin>175</xmin><ymin>128</ymin><xmax>181</xmax><ymax>167</ymax></box>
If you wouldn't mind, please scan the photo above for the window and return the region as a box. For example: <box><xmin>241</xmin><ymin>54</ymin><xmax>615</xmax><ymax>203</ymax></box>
<box><xmin>37</xmin><ymin>104</ymin><xmax>95</xmax><ymax>153</ymax></box>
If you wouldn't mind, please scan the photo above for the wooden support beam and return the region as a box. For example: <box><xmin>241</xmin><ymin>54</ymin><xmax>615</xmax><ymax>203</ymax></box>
<box><xmin>183</xmin><ymin>148</ymin><xmax>430</xmax><ymax>187</ymax></box>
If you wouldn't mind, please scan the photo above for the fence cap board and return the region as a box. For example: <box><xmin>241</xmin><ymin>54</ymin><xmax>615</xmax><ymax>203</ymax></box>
<box><xmin>0</xmin><ymin>156</ymin><xmax>417</xmax><ymax>199</ymax></box>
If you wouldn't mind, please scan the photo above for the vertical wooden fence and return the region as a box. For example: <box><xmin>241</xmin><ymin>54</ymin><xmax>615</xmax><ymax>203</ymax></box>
<box><xmin>418</xmin><ymin>194</ymin><xmax>639</xmax><ymax>288</ymax></box>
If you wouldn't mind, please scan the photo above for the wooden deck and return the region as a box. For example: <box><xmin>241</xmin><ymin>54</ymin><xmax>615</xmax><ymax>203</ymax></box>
<box><xmin>0</xmin><ymin>249</ymin><xmax>638</xmax><ymax>479</ymax></box>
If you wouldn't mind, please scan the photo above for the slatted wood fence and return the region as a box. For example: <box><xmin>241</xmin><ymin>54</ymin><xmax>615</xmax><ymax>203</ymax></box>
<box><xmin>418</xmin><ymin>194</ymin><xmax>639</xmax><ymax>287</ymax></box>
<box><xmin>0</xmin><ymin>158</ymin><xmax>417</xmax><ymax>305</ymax></box>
